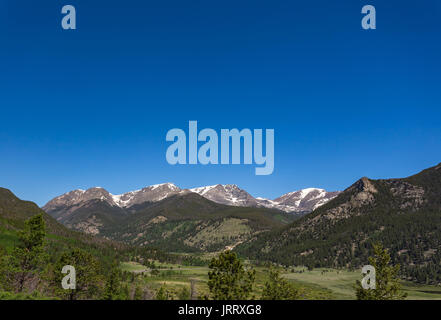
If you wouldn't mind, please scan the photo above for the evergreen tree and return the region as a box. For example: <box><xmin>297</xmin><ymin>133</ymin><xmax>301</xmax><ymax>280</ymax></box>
<box><xmin>207</xmin><ymin>250</ymin><xmax>255</xmax><ymax>300</ymax></box>
<box><xmin>177</xmin><ymin>285</ymin><xmax>190</xmax><ymax>300</ymax></box>
<box><xmin>261</xmin><ymin>269</ymin><xmax>300</xmax><ymax>300</ymax></box>
<box><xmin>134</xmin><ymin>285</ymin><xmax>143</xmax><ymax>300</ymax></box>
<box><xmin>1</xmin><ymin>214</ymin><xmax>48</xmax><ymax>293</ymax></box>
<box><xmin>52</xmin><ymin>248</ymin><xmax>102</xmax><ymax>300</ymax></box>
<box><xmin>0</xmin><ymin>245</ymin><xmax>8</xmax><ymax>291</ymax></box>
<box><xmin>355</xmin><ymin>243</ymin><xmax>407</xmax><ymax>300</ymax></box>
<box><xmin>121</xmin><ymin>283</ymin><xmax>130</xmax><ymax>300</ymax></box>
<box><xmin>155</xmin><ymin>285</ymin><xmax>169</xmax><ymax>300</ymax></box>
<box><xmin>103</xmin><ymin>265</ymin><xmax>123</xmax><ymax>300</ymax></box>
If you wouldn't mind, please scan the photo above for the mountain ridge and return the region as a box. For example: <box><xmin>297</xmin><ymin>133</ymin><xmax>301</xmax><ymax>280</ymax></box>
<box><xmin>43</xmin><ymin>191</ymin><xmax>297</xmax><ymax>253</ymax></box>
<box><xmin>235</xmin><ymin>162</ymin><xmax>441</xmax><ymax>284</ymax></box>
<box><xmin>43</xmin><ymin>183</ymin><xmax>340</xmax><ymax>215</ymax></box>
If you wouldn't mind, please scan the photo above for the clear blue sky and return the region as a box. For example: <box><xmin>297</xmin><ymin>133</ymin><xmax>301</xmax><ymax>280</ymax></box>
<box><xmin>1</xmin><ymin>1</ymin><xmax>440</xmax><ymax>206</ymax></box>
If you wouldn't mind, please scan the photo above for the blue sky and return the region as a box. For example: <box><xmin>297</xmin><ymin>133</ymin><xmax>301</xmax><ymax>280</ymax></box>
<box><xmin>1</xmin><ymin>0</ymin><xmax>441</xmax><ymax>206</ymax></box>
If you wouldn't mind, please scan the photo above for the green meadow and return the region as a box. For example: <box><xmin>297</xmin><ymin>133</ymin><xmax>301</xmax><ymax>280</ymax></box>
<box><xmin>120</xmin><ymin>261</ymin><xmax>441</xmax><ymax>300</ymax></box>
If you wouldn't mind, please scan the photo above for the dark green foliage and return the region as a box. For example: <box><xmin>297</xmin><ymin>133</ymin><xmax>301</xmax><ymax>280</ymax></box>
<box><xmin>355</xmin><ymin>243</ymin><xmax>407</xmax><ymax>300</ymax></box>
<box><xmin>51</xmin><ymin>248</ymin><xmax>102</xmax><ymax>300</ymax></box>
<box><xmin>207</xmin><ymin>251</ymin><xmax>255</xmax><ymax>300</ymax></box>
<box><xmin>0</xmin><ymin>290</ymin><xmax>52</xmax><ymax>300</ymax></box>
<box><xmin>0</xmin><ymin>214</ymin><xmax>47</xmax><ymax>293</ymax></box>
<box><xmin>261</xmin><ymin>269</ymin><xmax>300</xmax><ymax>300</ymax></box>
<box><xmin>103</xmin><ymin>265</ymin><xmax>125</xmax><ymax>300</ymax></box>
<box><xmin>134</xmin><ymin>285</ymin><xmax>143</xmax><ymax>300</ymax></box>
<box><xmin>155</xmin><ymin>285</ymin><xmax>171</xmax><ymax>300</ymax></box>
<box><xmin>177</xmin><ymin>285</ymin><xmax>190</xmax><ymax>300</ymax></box>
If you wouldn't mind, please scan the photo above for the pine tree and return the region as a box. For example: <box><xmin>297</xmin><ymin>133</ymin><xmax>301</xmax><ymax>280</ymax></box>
<box><xmin>103</xmin><ymin>265</ymin><xmax>123</xmax><ymax>300</ymax></box>
<box><xmin>0</xmin><ymin>245</ymin><xmax>8</xmax><ymax>290</ymax></box>
<box><xmin>177</xmin><ymin>285</ymin><xmax>190</xmax><ymax>300</ymax></box>
<box><xmin>134</xmin><ymin>285</ymin><xmax>143</xmax><ymax>300</ymax></box>
<box><xmin>261</xmin><ymin>268</ymin><xmax>300</xmax><ymax>300</ymax></box>
<box><xmin>207</xmin><ymin>250</ymin><xmax>255</xmax><ymax>300</ymax></box>
<box><xmin>155</xmin><ymin>285</ymin><xmax>169</xmax><ymax>300</ymax></box>
<box><xmin>52</xmin><ymin>248</ymin><xmax>101</xmax><ymax>300</ymax></box>
<box><xmin>355</xmin><ymin>243</ymin><xmax>407</xmax><ymax>300</ymax></box>
<box><xmin>2</xmin><ymin>214</ymin><xmax>48</xmax><ymax>293</ymax></box>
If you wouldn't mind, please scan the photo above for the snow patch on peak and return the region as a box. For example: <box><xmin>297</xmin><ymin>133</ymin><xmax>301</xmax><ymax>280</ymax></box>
<box><xmin>190</xmin><ymin>185</ymin><xmax>218</xmax><ymax>196</ymax></box>
<box><xmin>150</xmin><ymin>183</ymin><xmax>179</xmax><ymax>191</ymax></box>
<box><xmin>300</xmin><ymin>187</ymin><xmax>322</xmax><ymax>194</ymax></box>
<box><xmin>270</xmin><ymin>187</ymin><xmax>340</xmax><ymax>213</ymax></box>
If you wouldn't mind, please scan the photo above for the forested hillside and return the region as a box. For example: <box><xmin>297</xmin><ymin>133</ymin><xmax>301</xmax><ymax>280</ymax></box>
<box><xmin>236</xmin><ymin>163</ymin><xmax>441</xmax><ymax>284</ymax></box>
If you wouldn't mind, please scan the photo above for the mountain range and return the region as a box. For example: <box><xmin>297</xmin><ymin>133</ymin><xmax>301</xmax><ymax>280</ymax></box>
<box><xmin>43</xmin><ymin>183</ymin><xmax>339</xmax><ymax>216</ymax></box>
<box><xmin>40</xmin><ymin>183</ymin><xmax>339</xmax><ymax>252</ymax></box>
<box><xmin>43</xmin><ymin>190</ymin><xmax>296</xmax><ymax>252</ymax></box>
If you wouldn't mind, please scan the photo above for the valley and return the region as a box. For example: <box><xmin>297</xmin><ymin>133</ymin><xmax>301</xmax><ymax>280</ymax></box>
<box><xmin>1</xmin><ymin>162</ymin><xmax>441</xmax><ymax>299</ymax></box>
<box><xmin>118</xmin><ymin>259</ymin><xmax>441</xmax><ymax>300</ymax></box>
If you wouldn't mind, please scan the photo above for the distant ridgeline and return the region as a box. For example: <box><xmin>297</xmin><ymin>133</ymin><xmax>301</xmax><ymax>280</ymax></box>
<box><xmin>42</xmin><ymin>183</ymin><xmax>338</xmax><ymax>253</ymax></box>
<box><xmin>44</xmin><ymin>190</ymin><xmax>295</xmax><ymax>253</ymax></box>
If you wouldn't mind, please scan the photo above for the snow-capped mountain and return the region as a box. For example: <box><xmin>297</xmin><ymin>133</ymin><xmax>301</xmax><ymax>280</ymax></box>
<box><xmin>43</xmin><ymin>183</ymin><xmax>182</xmax><ymax>213</ymax></box>
<box><xmin>111</xmin><ymin>183</ymin><xmax>181</xmax><ymax>207</ymax></box>
<box><xmin>269</xmin><ymin>188</ymin><xmax>340</xmax><ymax>212</ymax></box>
<box><xmin>42</xmin><ymin>187</ymin><xmax>115</xmax><ymax>213</ymax></box>
<box><xmin>189</xmin><ymin>184</ymin><xmax>259</xmax><ymax>207</ymax></box>
<box><xmin>43</xmin><ymin>183</ymin><xmax>340</xmax><ymax>215</ymax></box>
<box><xmin>190</xmin><ymin>185</ymin><xmax>339</xmax><ymax>213</ymax></box>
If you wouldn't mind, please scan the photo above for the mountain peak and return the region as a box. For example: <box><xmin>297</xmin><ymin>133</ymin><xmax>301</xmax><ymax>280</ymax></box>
<box><xmin>350</xmin><ymin>177</ymin><xmax>377</xmax><ymax>194</ymax></box>
<box><xmin>190</xmin><ymin>184</ymin><xmax>258</xmax><ymax>207</ymax></box>
<box><xmin>272</xmin><ymin>188</ymin><xmax>340</xmax><ymax>212</ymax></box>
<box><xmin>148</xmin><ymin>182</ymin><xmax>179</xmax><ymax>190</ymax></box>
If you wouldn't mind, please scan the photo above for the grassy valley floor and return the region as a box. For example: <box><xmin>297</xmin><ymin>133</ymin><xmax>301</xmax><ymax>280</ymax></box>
<box><xmin>120</xmin><ymin>261</ymin><xmax>441</xmax><ymax>300</ymax></box>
